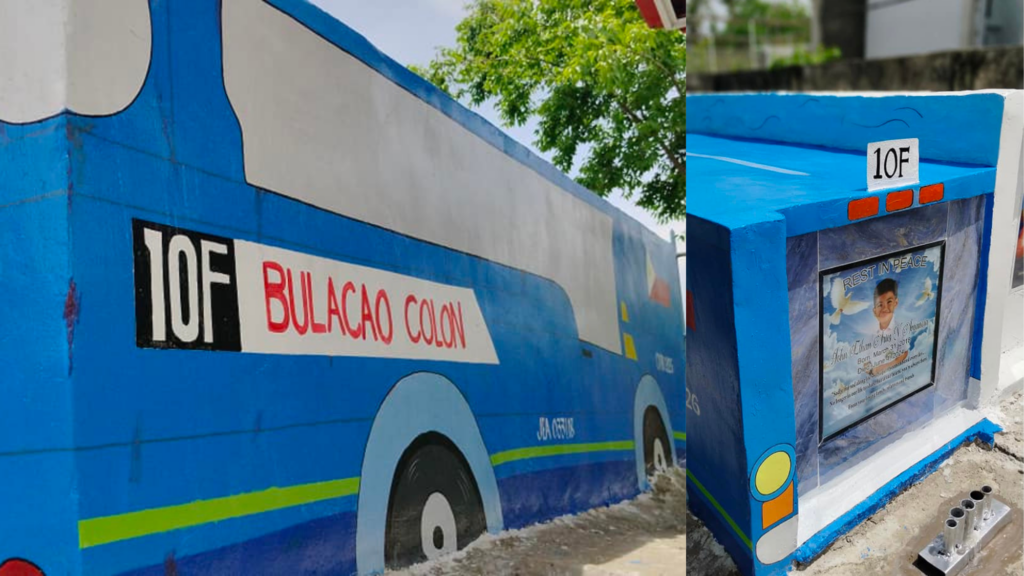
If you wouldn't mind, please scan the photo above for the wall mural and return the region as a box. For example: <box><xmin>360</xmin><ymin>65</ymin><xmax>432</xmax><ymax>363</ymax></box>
<box><xmin>0</xmin><ymin>1</ymin><xmax>685</xmax><ymax>575</ymax></box>
<box><xmin>686</xmin><ymin>89</ymin><xmax>1017</xmax><ymax>576</ymax></box>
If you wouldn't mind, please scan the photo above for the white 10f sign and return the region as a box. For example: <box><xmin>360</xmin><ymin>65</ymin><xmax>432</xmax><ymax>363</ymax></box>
<box><xmin>867</xmin><ymin>138</ymin><xmax>919</xmax><ymax>192</ymax></box>
<box><xmin>133</xmin><ymin>219</ymin><xmax>242</xmax><ymax>351</ymax></box>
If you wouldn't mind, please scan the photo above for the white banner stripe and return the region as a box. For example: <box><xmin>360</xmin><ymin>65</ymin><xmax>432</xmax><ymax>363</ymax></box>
<box><xmin>233</xmin><ymin>241</ymin><xmax>499</xmax><ymax>364</ymax></box>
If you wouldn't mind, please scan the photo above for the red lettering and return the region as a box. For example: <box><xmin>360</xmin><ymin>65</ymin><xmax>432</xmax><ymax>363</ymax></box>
<box><xmin>360</xmin><ymin>285</ymin><xmax>378</xmax><ymax>341</ymax></box>
<box><xmin>440</xmin><ymin>304</ymin><xmax>454</xmax><ymax>348</ymax></box>
<box><xmin>308</xmin><ymin>273</ymin><xmax>327</xmax><ymax>334</ymax></box>
<box><xmin>431</xmin><ymin>300</ymin><xmax>443</xmax><ymax>348</ymax></box>
<box><xmin>342</xmin><ymin>281</ymin><xmax>361</xmax><ymax>338</ymax></box>
<box><xmin>287</xmin><ymin>270</ymin><xmax>309</xmax><ymax>335</ymax></box>
<box><xmin>419</xmin><ymin>299</ymin><xmax>433</xmax><ymax>345</ymax></box>
<box><xmin>376</xmin><ymin>290</ymin><xmax>393</xmax><ymax>344</ymax></box>
<box><xmin>263</xmin><ymin>261</ymin><xmax>289</xmax><ymax>333</ymax></box>
<box><xmin>405</xmin><ymin>295</ymin><xmax>420</xmax><ymax>343</ymax></box>
<box><xmin>453</xmin><ymin>302</ymin><xmax>466</xmax><ymax>348</ymax></box>
<box><xmin>327</xmin><ymin>278</ymin><xmax>345</xmax><ymax>335</ymax></box>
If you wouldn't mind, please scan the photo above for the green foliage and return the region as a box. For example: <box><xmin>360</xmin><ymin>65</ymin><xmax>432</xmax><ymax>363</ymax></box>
<box><xmin>769</xmin><ymin>45</ymin><xmax>842</xmax><ymax>70</ymax></box>
<box><xmin>720</xmin><ymin>0</ymin><xmax>809</xmax><ymax>34</ymax></box>
<box><xmin>410</xmin><ymin>0</ymin><xmax>686</xmax><ymax>222</ymax></box>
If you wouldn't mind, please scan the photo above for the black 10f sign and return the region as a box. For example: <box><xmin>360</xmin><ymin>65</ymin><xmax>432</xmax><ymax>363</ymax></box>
<box><xmin>872</xmin><ymin>146</ymin><xmax>911</xmax><ymax>180</ymax></box>
<box><xmin>866</xmin><ymin>138</ymin><xmax>919</xmax><ymax>192</ymax></box>
<box><xmin>133</xmin><ymin>219</ymin><xmax>241</xmax><ymax>351</ymax></box>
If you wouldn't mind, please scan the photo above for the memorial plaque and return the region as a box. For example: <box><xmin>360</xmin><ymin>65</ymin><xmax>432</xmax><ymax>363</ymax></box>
<box><xmin>819</xmin><ymin>242</ymin><xmax>944</xmax><ymax>443</ymax></box>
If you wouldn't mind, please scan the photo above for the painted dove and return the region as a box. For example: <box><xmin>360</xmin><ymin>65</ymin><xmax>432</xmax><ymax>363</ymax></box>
<box><xmin>915</xmin><ymin>276</ymin><xmax>935</xmax><ymax>306</ymax></box>
<box><xmin>829</xmin><ymin>278</ymin><xmax>869</xmax><ymax>324</ymax></box>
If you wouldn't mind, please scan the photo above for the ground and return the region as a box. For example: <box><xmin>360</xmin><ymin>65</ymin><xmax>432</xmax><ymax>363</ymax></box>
<box><xmin>689</xmin><ymin>391</ymin><xmax>1023</xmax><ymax>576</ymax></box>
<box><xmin>391</xmin><ymin>392</ymin><xmax>1021</xmax><ymax>575</ymax></box>
<box><xmin>393</xmin><ymin>469</ymin><xmax>688</xmax><ymax>576</ymax></box>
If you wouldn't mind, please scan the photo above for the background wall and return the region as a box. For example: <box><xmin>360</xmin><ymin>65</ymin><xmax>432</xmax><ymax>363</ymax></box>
<box><xmin>688</xmin><ymin>45</ymin><xmax>1023</xmax><ymax>92</ymax></box>
<box><xmin>864</xmin><ymin>0</ymin><xmax>972</xmax><ymax>60</ymax></box>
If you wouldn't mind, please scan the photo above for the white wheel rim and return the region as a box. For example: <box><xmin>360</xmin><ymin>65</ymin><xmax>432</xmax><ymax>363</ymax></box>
<box><xmin>421</xmin><ymin>491</ymin><xmax>458</xmax><ymax>560</ymax></box>
<box><xmin>653</xmin><ymin>438</ymin><xmax>668</xmax><ymax>473</ymax></box>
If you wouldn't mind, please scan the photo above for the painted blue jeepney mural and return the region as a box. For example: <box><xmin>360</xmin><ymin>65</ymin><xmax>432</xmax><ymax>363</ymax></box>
<box><xmin>0</xmin><ymin>1</ymin><xmax>684</xmax><ymax>574</ymax></box>
<box><xmin>686</xmin><ymin>91</ymin><xmax>1021</xmax><ymax>576</ymax></box>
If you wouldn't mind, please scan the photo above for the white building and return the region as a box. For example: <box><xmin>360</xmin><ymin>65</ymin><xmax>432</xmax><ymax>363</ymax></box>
<box><xmin>865</xmin><ymin>0</ymin><xmax>1022</xmax><ymax>59</ymax></box>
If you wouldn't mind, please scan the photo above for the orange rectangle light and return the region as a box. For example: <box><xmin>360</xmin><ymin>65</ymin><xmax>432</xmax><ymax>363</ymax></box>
<box><xmin>848</xmin><ymin>197</ymin><xmax>879</xmax><ymax>221</ymax></box>
<box><xmin>919</xmin><ymin>183</ymin><xmax>944</xmax><ymax>204</ymax></box>
<box><xmin>762</xmin><ymin>482</ymin><xmax>794</xmax><ymax>529</ymax></box>
<box><xmin>885</xmin><ymin>189</ymin><xmax>913</xmax><ymax>212</ymax></box>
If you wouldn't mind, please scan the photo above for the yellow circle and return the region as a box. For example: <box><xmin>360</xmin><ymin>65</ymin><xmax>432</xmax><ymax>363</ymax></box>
<box><xmin>755</xmin><ymin>452</ymin><xmax>791</xmax><ymax>496</ymax></box>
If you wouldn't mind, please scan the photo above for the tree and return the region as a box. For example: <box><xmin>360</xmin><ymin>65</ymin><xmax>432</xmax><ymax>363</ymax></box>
<box><xmin>411</xmin><ymin>0</ymin><xmax>685</xmax><ymax>222</ymax></box>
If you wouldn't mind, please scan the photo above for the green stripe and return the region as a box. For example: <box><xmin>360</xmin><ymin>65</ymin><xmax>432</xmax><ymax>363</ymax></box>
<box><xmin>490</xmin><ymin>440</ymin><xmax>635</xmax><ymax>467</ymax></box>
<box><xmin>79</xmin><ymin>476</ymin><xmax>360</xmax><ymax>549</ymax></box>
<box><xmin>674</xmin><ymin>431</ymin><xmax>686</xmax><ymax>441</ymax></box>
<box><xmin>686</xmin><ymin>469</ymin><xmax>752</xmax><ymax>550</ymax></box>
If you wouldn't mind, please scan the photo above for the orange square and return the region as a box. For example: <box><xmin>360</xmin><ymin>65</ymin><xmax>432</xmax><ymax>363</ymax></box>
<box><xmin>848</xmin><ymin>197</ymin><xmax>879</xmax><ymax>221</ymax></box>
<box><xmin>762</xmin><ymin>483</ymin><xmax>794</xmax><ymax>529</ymax></box>
<box><xmin>920</xmin><ymin>183</ymin><xmax>944</xmax><ymax>204</ymax></box>
<box><xmin>885</xmin><ymin>189</ymin><xmax>913</xmax><ymax>212</ymax></box>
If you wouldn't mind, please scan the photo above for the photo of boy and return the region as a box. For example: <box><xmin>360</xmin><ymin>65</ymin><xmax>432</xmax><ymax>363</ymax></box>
<box><xmin>868</xmin><ymin>278</ymin><xmax>908</xmax><ymax>376</ymax></box>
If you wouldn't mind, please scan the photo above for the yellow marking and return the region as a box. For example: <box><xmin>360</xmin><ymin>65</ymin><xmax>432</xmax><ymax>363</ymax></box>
<box><xmin>620</xmin><ymin>302</ymin><xmax>630</xmax><ymax>323</ymax></box>
<box><xmin>755</xmin><ymin>452</ymin><xmax>791</xmax><ymax>496</ymax></box>
<box><xmin>623</xmin><ymin>333</ymin><xmax>638</xmax><ymax>360</ymax></box>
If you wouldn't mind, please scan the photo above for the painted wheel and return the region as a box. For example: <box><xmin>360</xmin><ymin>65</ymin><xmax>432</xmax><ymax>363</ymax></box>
<box><xmin>384</xmin><ymin>433</ymin><xmax>487</xmax><ymax>569</ymax></box>
<box><xmin>642</xmin><ymin>405</ymin><xmax>671</xmax><ymax>477</ymax></box>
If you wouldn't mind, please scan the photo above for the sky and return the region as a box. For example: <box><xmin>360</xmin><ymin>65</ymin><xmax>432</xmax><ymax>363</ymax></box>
<box><xmin>308</xmin><ymin>0</ymin><xmax>687</xmax><ymax>257</ymax></box>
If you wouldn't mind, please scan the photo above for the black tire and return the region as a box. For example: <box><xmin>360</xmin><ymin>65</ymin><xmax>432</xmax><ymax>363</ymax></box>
<box><xmin>642</xmin><ymin>405</ymin><xmax>671</xmax><ymax>478</ymax></box>
<box><xmin>384</xmin><ymin>433</ymin><xmax>487</xmax><ymax>569</ymax></box>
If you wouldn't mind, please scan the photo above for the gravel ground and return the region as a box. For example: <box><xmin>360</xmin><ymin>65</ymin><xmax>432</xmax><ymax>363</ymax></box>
<box><xmin>392</xmin><ymin>469</ymin><xmax>687</xmax><ymax>576</ymax></box>
<box><xmin>688</xmin><ymin>391</ymin><xmax>1023</xmax><ymax>576</ymax></box>
<box><xmin>389</xmin><ymin>393</ymin><xmax>1020</xmax><ymax>576</ymax></box>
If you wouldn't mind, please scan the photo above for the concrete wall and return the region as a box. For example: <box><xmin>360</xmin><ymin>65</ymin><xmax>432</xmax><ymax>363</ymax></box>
<box><xmin>0</xmin><ymin>1</ymin><xmax>686</xmax><ymax>574</ymax></box>
<box><xmin>688</xmin><ymin>45</ymin><xmax>1023</xmax><ymax>93</ymax></box>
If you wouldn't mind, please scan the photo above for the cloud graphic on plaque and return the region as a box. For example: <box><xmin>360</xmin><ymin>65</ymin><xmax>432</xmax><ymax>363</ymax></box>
<box><xmin>827</xmin><ymin>278</ymin><xmax>870</xmax><ymax>325</ymax></box>
<box><xmin>908</xmin><ymin>318</ymin><xmax>935</xmax><ymax>352</ymax></box>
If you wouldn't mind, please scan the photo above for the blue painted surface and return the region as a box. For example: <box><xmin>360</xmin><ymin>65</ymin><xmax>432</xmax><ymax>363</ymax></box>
<box><xmin>730</xmin><ymin>214</ymin><xmax>800</xmax><ymax>562</ymax></box>
<box><xmin>0</xmin><ymin>0</ymin><xmax>685</xmax><ymax>573</ymax></box>
<box><xmin>688</xmin><ymin>480</ymin><xmax>755</xmax><ymax>575</ymax></box>
<box><xmin>0</xmin><ymin>191</ymin><xmax>80</xmax><ymax>573</ymax></box>
<box><xmin>689</xmin><ymin>134</ymin><xmax>996</xmax><ymax>237</ymax></box>
<box><xmin>792</xmin><ymin>418</ymin><xmax>1002</xmax><ymax>565</ymax></box>
<box><xmin>689</xmin><ymin>93</ymin><xmax>1005</xmax><ymax>166</ymax></box>
<box><xmin>685</xmin><ymin>215</ymin><xmax>754</xmax><ymax>572</ymax></box>
<box><xmin>118</xmin><ymin>511</ymin><xmax>359</xmax><ymax>576</ymax></box>
<box><xmin>497</xmin><ymin>461</ymin><xmax>639</xmax><ymax>530</ymax></box>
<box><xmin>690</xmin><ymin>93</ymin><xmax>1004</xmax><ymax>575</ymax></box>
<box><xmin>118</xmin><ymin>460</ymin><xmax>638</xmax><ymax>576</ymax></box>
